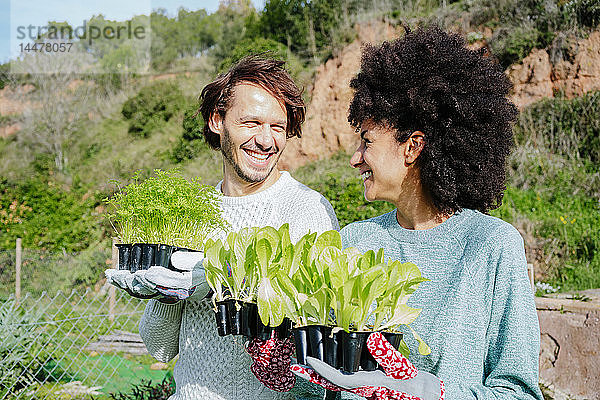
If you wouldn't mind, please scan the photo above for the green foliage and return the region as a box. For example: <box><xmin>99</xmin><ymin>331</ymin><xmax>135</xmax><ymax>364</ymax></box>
<box><xmin>0</xmin><ymin>177</ymin><xmax>104</xmax><ymax>252</ymax></box>
<box><xmin>490</xmin><ymin>25</ymin><xmax>551</xmax><ymax>67</ymax></box>
<box><xmin>108</xmin><ymin>374</ymin><xmax>175</xmax><ymax>400</ymax></box>
<box><xmin>294</xmin><ymin>153</ymin><xmax>394</xmax><ymax>228</ymax></box>
<box><xmin>0</xmin><ymin>299</ymin><xmax>59</xmax><ymax>397</ymax></box>
<box><xmin>121</xmin><ymin>82</ymin><xmax>185</xmax><ymax>138</ymax></box>
<box><xmin>104</xmin><ymin>169</ymin><xmax>226</xmax><ymax>248</ymax></box>
<box><xmin>566</xmin><ymin>0</ymin><xmax>600</xmax><ymax>27</ymax></box>
<box><xmin>172</xmin><ymin>104</ymin><xmax>210</xmax><ymax>162</ymax></box>
<box><xmin>515</xmin><ymin>91</ymin><xmax>600</xmax><ymax>164</ymax></box>
<box><xmin>491</xmin><ymin>185</ymin><xmax>600</xmax><ymax>291</ymax></box>
<box><xmin>218</xmin><ymin>37</ymin><xmax>288</xmax><ymax>72</ymax></box>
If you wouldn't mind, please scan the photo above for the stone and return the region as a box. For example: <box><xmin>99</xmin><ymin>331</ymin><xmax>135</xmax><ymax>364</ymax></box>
<box><xmin>150</xmin><ymin>362</ymin><xmax>169</xmax><ymax>370</ymax></box>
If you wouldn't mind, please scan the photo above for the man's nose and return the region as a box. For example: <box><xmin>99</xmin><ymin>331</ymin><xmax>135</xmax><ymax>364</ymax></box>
<box><xmin>255</xmin><ymin>124</ymin><xmax>275</xmax><ymax>150</ymax></box>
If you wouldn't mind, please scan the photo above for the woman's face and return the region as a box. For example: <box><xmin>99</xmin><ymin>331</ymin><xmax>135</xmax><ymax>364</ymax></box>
<box><xmin>349</xmin><ymin>120</ymin><xmax>411</xmax><ymax>203</ymax></box>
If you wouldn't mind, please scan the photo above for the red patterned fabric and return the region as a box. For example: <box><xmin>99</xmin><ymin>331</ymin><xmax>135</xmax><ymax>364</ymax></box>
<box><xmin>291</xmin><ymin>332</ymin><xmax>445</xmax><ymax>400</ymax></box>
<box><xmin>246</xmin><ymin>336</ymin><xmax>296</xmax><ymax>392</ymax></box>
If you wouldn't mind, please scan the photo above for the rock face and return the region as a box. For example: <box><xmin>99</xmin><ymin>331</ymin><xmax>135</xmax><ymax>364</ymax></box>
<box><xmin>508</xmin><ymin>31</ymin><xmax>600</xmax><ymax>109</ymax></box>
<box><xmin>281</xmin><ymin>28</ymin><xmax>600</xmax><ymax>169</ymax></box>
<box><xmin>279</xmin><ymin>21</ymin><xmax>404</xmax><ymax>170</ymax></box>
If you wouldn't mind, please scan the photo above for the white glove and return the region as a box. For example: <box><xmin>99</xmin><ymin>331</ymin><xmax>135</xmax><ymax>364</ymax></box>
<box><xmin>105</xmin><ymin>251</ymin><xmax>208</xmax><ymax>301</ymax></box>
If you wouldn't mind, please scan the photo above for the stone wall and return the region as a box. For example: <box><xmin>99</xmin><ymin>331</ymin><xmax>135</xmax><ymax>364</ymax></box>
<box><xmin>537</xmin><ymin>296</ymin><xmax>600</xmax><ymax>400</ymax></box>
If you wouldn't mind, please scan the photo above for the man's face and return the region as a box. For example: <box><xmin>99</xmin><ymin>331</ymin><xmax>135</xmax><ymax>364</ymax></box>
<box><xmin>210</xmin><ymin>83</ymin><xmax>288</xmax><ymax>184</ymax></box>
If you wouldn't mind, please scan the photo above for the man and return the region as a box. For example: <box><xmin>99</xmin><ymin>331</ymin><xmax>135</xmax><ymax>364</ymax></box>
<box><xmin>106</xmin><ymin>56</ymin><xmax>339</xmax><ymax>400</ymax></box>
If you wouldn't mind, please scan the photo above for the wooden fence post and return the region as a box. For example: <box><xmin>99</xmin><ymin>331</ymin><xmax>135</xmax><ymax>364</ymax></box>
<box><xmin>527</xmin><ymin>263</ymin><xmax>535</xmax><ymax>292</ymax></box>
<box><xmin>109</xmin><ymin>238</ymin><xmax>117</xmax><ymax>323</ymax></box>
<box><xmin>15</xmin><ymin>238</ymin><xmax>22</xmax><ymax>305</ymax></box>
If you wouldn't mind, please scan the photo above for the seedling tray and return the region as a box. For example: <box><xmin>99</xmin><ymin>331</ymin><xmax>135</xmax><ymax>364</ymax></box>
<box><xmin>115</xmin><ymin>243</ymin><xmax>197</xmax><ymax>272</ymax></box>
<box><xmin>293</xmin><ymin>327</ymin><xmax>403</xmax><ymax>373</ymax></box>
<box><xmin>213</xmin><ymin>299</ymin><xmax>292</xmax><ymax>339</ymax></box>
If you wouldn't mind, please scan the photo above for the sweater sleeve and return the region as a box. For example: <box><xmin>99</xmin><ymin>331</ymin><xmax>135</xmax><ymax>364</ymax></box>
<box><xmin>445</xmin><ymin>228</ymin><xmax>543</xmax><ymax>400</ymax></box>
<box><xmin>138</xmin><ymin>299</ymin><xmax>184</xmax><ymax>363</ymax></box>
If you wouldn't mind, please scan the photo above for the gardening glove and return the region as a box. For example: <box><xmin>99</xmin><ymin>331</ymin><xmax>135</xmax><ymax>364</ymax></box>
<box><xmin>291</xmin><ymin>332</ymin><xmax>444</xmax><ymax>400</ymax></box>
<box><xmin>105</xmin><ymin>251</ymin><xmax>208</xmax><ymax>301</ymax></box>
<box><xmin>246</xmin><ymin>335</ymin><xmax>296</xmax><ymax>392</ymax></box>
<box><xmin>104</xmin><ymin>268</ymin><xmax>157</xmax><ymax>299</ymax></box>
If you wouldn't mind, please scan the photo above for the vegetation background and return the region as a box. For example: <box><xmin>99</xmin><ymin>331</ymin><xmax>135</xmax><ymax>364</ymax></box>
<box><xmin>1</xmin><ymin>0</ymin><xmax>598</xmax><ymax>295</ymax></box>
<box><xmin>0</xmin><ymin>0</ymin><xmax>598</xmax><ymax>398</ymax></box>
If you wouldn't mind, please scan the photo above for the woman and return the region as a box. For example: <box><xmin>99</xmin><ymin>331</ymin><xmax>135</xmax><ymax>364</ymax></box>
<box><xmin>294</xmin><ymin>27</ymin><xmax>543</xmax><ymax>400</ymax></box>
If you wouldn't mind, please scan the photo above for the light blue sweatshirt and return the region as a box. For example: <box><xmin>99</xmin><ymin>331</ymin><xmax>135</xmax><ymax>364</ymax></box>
<box><xmin>338</xmin><ymin>209</ymin><xmax>543</xmax><ymax>400</ymax></box>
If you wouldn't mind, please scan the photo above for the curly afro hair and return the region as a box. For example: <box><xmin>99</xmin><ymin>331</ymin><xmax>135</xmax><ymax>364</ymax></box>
<box><xmin>348</xmin><ymin>26</ymin><xmax>518</xmax><ymax>214</ymax></box>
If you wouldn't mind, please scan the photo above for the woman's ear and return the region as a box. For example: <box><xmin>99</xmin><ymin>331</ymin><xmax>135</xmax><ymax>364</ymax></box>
<box><xmin>208</xmin><ymin>112</ymin><xmax>224</xmax><ymax>135</ymax></box>
<box><xmin>404</xmin><ymin>131</ymin><xmax>425</xmax><ymax>164</ymax></box>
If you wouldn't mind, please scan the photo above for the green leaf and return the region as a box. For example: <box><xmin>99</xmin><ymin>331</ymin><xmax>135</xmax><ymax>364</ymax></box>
<box><xmin>256</xmin><ymin>238</ymin><xmax>272</xmax><ymax>276</ymax></box>
<box><xmin>257</xmin><ymin>277</ymin><xmax>284</xmax><ymax>327</ymax></box>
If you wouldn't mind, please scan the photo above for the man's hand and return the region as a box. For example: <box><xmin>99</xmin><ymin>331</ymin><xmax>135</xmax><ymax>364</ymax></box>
<box><xmin>291</xmin><ymin>332</ymin><xmax>444</xmax><ymax>400</ymax></box>
<box><xmin>105</xmin><ymin>251</ymin><xmax>209</xmax><ymax>301</ymax></box>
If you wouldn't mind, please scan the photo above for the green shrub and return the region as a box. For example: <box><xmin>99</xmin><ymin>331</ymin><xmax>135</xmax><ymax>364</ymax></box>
<box><xmin>294</xmin><ymin>152</ymin><xmax>394</xmax><ymax>228</ymax></box>
<box><xmin>566</xmin><ymin>0</ymin><xmax>600</xmax><ymax>27</ymax></box>
<box><xmin>0</xmin><ymin>299</ymin><xmax>59</xmax><ymax>397</ymax></box>
<box><xmin>121</xmin><ymin>82</ymin><xmax>185</xmax><ymax>138</ymax></box>
<box><xmin>0</xmin><ymin>177</ymin><xmax>106</xmax><ymax>252</ymax></box>
<box><xmin>172</xmin><ymin>104</ymin><xmax>210</xmax><ymax>162</ymax></box>
<box><xmin>514</xmin><ymin>91</ymin><xmax>600</xmax><ymax>164</ymax></box>
<box><xmin>489</xmin><ymin>25</ymin><xmax>551</xmax><ymax>67</ymax></box>
<box><xmin>108</xmin><ymin>374</ymin><xmax>175</xmax><ymax>400</ymax></box>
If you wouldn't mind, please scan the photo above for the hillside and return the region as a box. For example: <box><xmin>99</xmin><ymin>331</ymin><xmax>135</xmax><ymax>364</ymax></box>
<box><xmin>0</xmin><ymin>0</ymin><xmax>599</xmax><ymax>295</ymax></box>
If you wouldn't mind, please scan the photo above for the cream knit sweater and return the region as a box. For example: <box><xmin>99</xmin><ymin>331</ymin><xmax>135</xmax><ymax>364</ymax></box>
<box><xmin>139</xmin><ymin>171</ymin><xmax>339</xmax><ymax>400</ymax></box>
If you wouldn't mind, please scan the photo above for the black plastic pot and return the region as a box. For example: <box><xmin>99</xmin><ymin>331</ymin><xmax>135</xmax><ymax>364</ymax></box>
<box><xmin>130</xmin><ymin>243</ymin><xmax>143</xmax><ymax>273</ymax></box>
<box><xmin>256</xmin><ymin>316</ymin><xmax>292</xmax><ymax>340</ymax></box>
<box><xmin>292</xmin><ymin>325</ymin><xmax>341</xmax><ymax>368</ymax></box>
<box><xmin>360</xmin><ymin>331</ymin><xmax>404</xmax><ymax>371</ymax></box>
<box><xmin>322</xmin><ymin>327</ymin><xmax>341</xmax><ymax>369</ymax></box>
<box><xmin>341</xmin><ymin>331</ymin><xmax>369</xmax><ymax>373</ymax></box>
<box><xmin>222</xmin><ymin>300</ymin><xmax>256</xmax><ymax>337</ymax></box>
<box><xmin>293</xmin><ymin>326</ymin><xmax>309</xmax><ymax>365</ymax></box>
<box><xmin>307</xmin><ymin>325</ymin><xmax>325</xmax><ymax>361</ymax></box>
<box><xmin>215</xmin><ymin>301</ymin><xmax>231</xmax><ymax>336</ymax></box>
<box><xmin>115</xmin><ymin>243</ymin><xmax>132</xmax><ymax>271</ymax></box>
<box><xmin>140</xmin><ymin>244</ymin><xmax>158</xmax><ymax>270</ymax></box>
<box><xmin>156</xmin><ymin>244</ymin><xmax>173</xmax><ymax>269</ymax></box>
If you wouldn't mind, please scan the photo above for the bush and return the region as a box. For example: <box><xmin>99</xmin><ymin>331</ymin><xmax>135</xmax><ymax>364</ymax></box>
<box><xmin>566</xmin><ymin>0</ymin><xmax>600</xmax><ymax>28</ymax></box>
<box><xmin>171</xmin><ymin>105</ymin><xmax>206</xmax><ymax>162</ymax></box>
<box><xmin>108</xmin><ymin>374</ymin><xmax>175</xmax><ymax>400</ymax></box>
<box><xmin>514</xmin><ymin>91</ymin><xmax>600</xmax><ymax>165</ymax></box>
<box><xmin>0</xmin><ymin>177</ymin><xmax>106</xmax><ymax>252</ymax></box>
<box><xmin>121</xmin><ymin>82</ymin><xmax>185</xmax><ymax>138</ymax></box>
<box><xmin>489</xmin><ymin>25</ymin><xmax>550</xmax><ymax>67</ymax></box>
<box><xmin>0</xmin><ymin>299</ymin><xmax>58</xmax><ymax>397</ymax></box>
<box><xmin>293</xmin><ymin>152</ymin><xmax>394</xmax><ymax>228</ymax></box>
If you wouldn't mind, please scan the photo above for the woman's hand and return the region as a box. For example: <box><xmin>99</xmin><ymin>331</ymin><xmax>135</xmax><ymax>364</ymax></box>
<box><xmin>291</xmin><ymin>332</ymin><xmax>444</xmax><ymax>400</ymax></box>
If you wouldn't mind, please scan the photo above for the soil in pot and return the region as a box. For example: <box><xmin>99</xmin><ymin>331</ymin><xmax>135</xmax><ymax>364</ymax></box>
<box><xmin>340</xmin><ymin>331</ymin><xmax>369</xmax><ymax>373</ymax></box>
<box><xmin>360</xmin><ymin>331</ymin><xmax>404</xmax><ymax>371</ymax></box>
<box><xmin>115</xmin><ymin>243</ymin><xmax>132</xmax><ymax>271</ymax></box>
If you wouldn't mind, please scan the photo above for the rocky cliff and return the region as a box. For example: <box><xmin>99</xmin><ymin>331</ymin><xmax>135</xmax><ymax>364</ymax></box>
<box><xmin>280</xmin><ymin>27</ymin><xmax>600</xmax><ymax>170</ymax></box>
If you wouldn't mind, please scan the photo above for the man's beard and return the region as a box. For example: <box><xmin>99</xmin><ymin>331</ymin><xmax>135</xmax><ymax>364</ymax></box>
<box><xmin>220</xmin><ymin>126</ymin><xmax>280</xmax><ymax>183</ymax></box>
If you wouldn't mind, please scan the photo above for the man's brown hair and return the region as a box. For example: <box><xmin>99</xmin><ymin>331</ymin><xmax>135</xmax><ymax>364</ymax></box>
<box><xmin>199</xmin><ymin>55</ymin><xmax>305</xmax><ymax>149</ymax></box>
